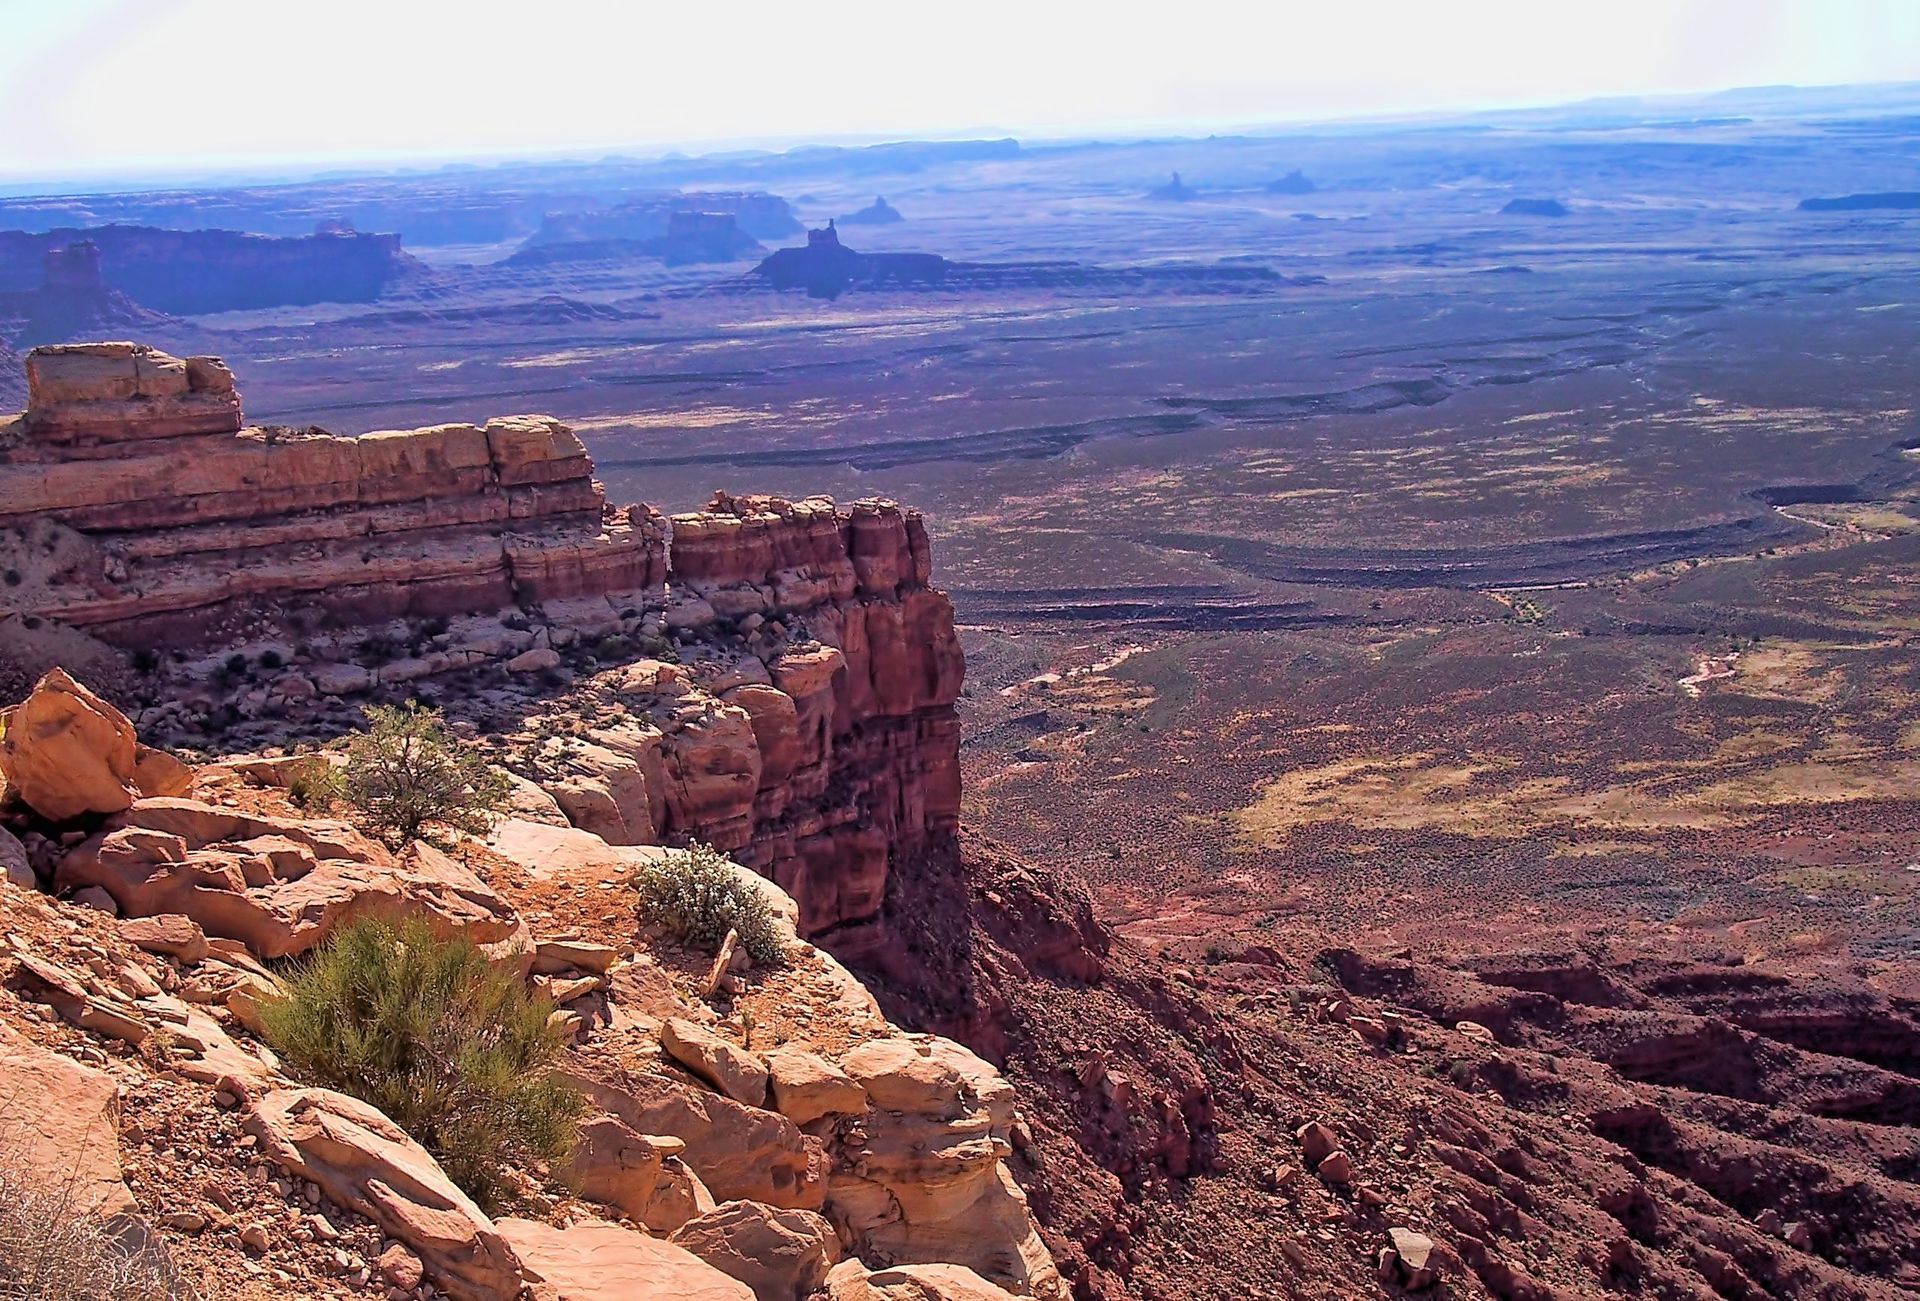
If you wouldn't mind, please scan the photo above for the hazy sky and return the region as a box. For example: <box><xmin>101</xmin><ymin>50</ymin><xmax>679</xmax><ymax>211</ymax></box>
<box><xmin>4</xmin><ymin>0</ymin><xmax>1920</xmax><ymax>180</ymax></box>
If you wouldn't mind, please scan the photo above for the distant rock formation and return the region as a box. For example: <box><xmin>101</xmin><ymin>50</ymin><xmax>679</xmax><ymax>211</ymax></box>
<box><xmin>1500</xmin><ymin>198</ymin><xmax>1569</xmax><ymax>218</ymax></box>
<box><xmin>1798</xmin><ymin>191</ymin><xmax>1920</xmax><ymax>212</ymax></box>
<box><xmin>840</xmin><ymin>196</ymin><xmax>904</xmax><ymax>225</ymax></box>
<box><xmin>751</xmin><ymin>222</ymin><xmax>946</xmax><ymax>299</ymax></box>
<box><xmin>506</xmin><ymin>211</ymin><xmax>763</xmax><ymax>268</ymax></box>
<box><xmin>524</xmin><ymin>192</ymin><xmax>801</xmax><ymax>249</ymax></box>
<box><xmin>0</xmin><ymin>226</ymin><xmax>419</xmax><ymax>315</ymax></box>
<box><xmin>0</xmin><ymin>242</ymin><xmax>172</xmax><ymax>348</ymax></box>
<box><xmin>1148</xmin><ymin>172</ymin><xmax>1199</xmax><ymax>201</ymax></box>
<box><xmin>1265</xmin><ymin>170</ymin><xmax>1316</xmax><ymax>195</ymax></box>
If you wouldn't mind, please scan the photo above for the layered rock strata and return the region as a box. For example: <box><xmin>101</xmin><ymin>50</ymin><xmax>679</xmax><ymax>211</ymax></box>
<box><xmin>3</xmin><ymin>342</ymin><xmax>963</xmax><ymax>960</ymax></box>
<box><xmin>0</xmin><ymin>342</ymin><xmax>663</xmax><ymax>642</ymax></box>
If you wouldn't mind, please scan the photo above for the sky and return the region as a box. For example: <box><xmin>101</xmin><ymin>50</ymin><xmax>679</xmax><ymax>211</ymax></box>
<box><xmin>3</xmin><ymin>0</ymin><xmax>1920</xmax><ymax>182</ymax></box>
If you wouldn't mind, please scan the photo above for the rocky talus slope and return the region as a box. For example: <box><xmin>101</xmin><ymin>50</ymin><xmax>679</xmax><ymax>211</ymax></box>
<box><xmin>0</xmin><ymin>669</ymin><xmax>1060</xmax><ymax>1300</ymax></box>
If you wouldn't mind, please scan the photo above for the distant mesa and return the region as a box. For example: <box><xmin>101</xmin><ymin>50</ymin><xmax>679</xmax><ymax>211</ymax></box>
<box><xmin>1265</xmin><ymin>170</ymin><xmax>1316</xmax><ymax>195</ymax></box>
<box><xmin>0</xmin><ymin>241</ymin><xmax>172</xmax><ymax>349</ymax></box>
<box><xmin>1148</xmin><ymin>172</ymin><xmax>1200</xmax><ymax>202</ymax></box>
<box><xmin>523</xmin><ymin>191</ymin><xmax>802</xmax><ymax>249</ymax></box>
<box><xmin>1798</xmin><ymin>191</ymin><xmax>1920</xmax><ymax>212</ymax></box>
<box><xmin>751</xmin><ymin>221</ymin><xmax>945</xmax><ymax>299</ymax></box>
<box><xmin>0</xmin><ymin>225</ymin><xmax>418</xmax><ymax>316</ymax></box>
<box><xmin>840</xmin><ymin>196</ymin><xmax>905</xmax><ymax>225</ymax></box>
<box><xmin>749</xmin><ymin>221</ymin><xmax>1293</xmax><ymax>301</ymax></box>
<box><xmin>505</xmin><ymin>210</ymin><xmax>762</xmax><ymax>268</ymax></box>
<box><xmin>1501</xmin><ymin>198</ymin><xmax>1569</xmax><ymax>218</ymax></box>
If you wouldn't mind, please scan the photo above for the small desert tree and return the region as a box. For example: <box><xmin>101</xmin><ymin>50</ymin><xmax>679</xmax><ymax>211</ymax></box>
<box><xmin>335</xmin><ymin>702</ymin><xmax>510</xmax><ymax>849</ymax></box>
<box><xmin>259</xmin><ymin>915</ymin><xmax>582</xmax><ymax>1210</ymax></box>
<box><xmin>634</xmin><ymin>842</ymin><xmax>786</xmax><ymax>965</ymax></box>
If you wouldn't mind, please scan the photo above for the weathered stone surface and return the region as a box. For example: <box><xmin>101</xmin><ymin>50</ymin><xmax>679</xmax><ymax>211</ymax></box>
<box><xmin>118</xmin><ymin>911</ymin><xmax>210</xmax><ymax>961</ymax></box>
<box><xmin>2</xmin><ymin>346</ymin><xmax>665</xmax><ymax>645</ymax></box>
<box><xmin>59</xmin><ymin>800</ymin><xmax>527</xmax><ymax>961</ymax></box>
<box><xmin>0</xmin><ymin>824</ymin><xmax>31</xmax><ymax>888</ymax></box>
<box><xmin>767</xmin><ymin>1045</ymin><xmax>868</xmax><ymax>1127</ymax></box>
<box><xmin>825</xmin><ymin>1260</ymin><xmax>1022</xmax><ymax>1301</ymax></box>
<box><xmin>830</xmin><ymin>1036</ymin><xmax>1062</xmax><ymax>1299</ymax></box>
<box><xmin>0</xmin><ymin>667</ymin><xmax>141</xmax><ymax>820</ymax></box>
<box><xmin>563</xmin><ymin>1111</ymin><xmax>700</xmax><ymax>1231</ymax></box>
<box><xmin>568</xmin><ymin>1063</ymin><xmax>827</xmax><ymax>1210</ymax></box>
<box><xmin>670</xmin><ymin>1200</ymin><xmax>840</xmax><ymax>1301</ymax></box>
<box><xmin>23</xmin><ymin>343</ymin><xmax>242</xmax><ymax>443</ymax></box>
<box><xmin>248</xmin><ymin>1087</ymin><xmax>522</xmax><ymax>1301</ymax></box>
<box><xmin>662</xmin><ymin>1017</ymin><xmax>770</xmax><ymax>1107</ymax></box>
<box><xmin>501</xmin><ymin>1216</ymin><xmax>753</xmax><ymax>1301</ymax></box>
<box><xmin>0</xmin><ymin>1025</ymin><xmax>137</xmax><ymax>1217</ymax></box>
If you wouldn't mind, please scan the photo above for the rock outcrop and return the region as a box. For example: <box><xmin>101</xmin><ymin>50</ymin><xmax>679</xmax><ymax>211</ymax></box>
<box><xmin>0</xmin><ymin>225</ymin><xmax>419</xmax><ymax>315</ymax></box>
<box><xmin>0</xmin><ymin>667</ymin><xmax>188</xmax><ymax>820</ymax></box>
<box><xmin>0</xmin><ymin>681</ymin><xmax>1061</xmax><ymax>1301</ymax></box>
<box><xmin>0</xmin><ymin>240</ymin><xmax>173</xmax><ymax>350</ymax></box>
<box><xmin>0</xmin><ymin>343</ymin><xmax>663</xmax><ymax>644</ymax></box>
<box><xmin>3</xmin><ymin>337</ymin><xmax>966</xmax><ymax>979</ymax></box>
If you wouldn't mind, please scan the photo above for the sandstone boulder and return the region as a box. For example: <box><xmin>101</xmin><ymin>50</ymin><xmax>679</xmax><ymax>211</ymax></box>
<box><xmin>0</xmin><ymin>668</ymin><xmax>142</xmax><ymax>820</ymax></box>
<box><xmin>498</xmin><ymin>1216</ymin><xmax>752</xmax><ymax>1301</ymax></box>
<box><xmin>569</xmin><ymin>1065</ymin><xmax>826</xmax><ymax>1210</ymax></box>
<box><xmin>767</xmin><ymin>1045</ymin><xmax>868</xmax><ymax>1127</ymax></box>
<box><xmin>59</xmin><ymin>806</ymin><xmax>527</xmax><ymax>962</ymax></box>
<box><xmin>248</xmin><ymin>1088</ymin><xmax>522</xmax><ymax>1301</ymax></box>
<box><xmin>670</xmin><ymin>1200</ymin><xmax>840</xmax><ymax>1301</ymax></box>
<box><xmin>662</xmin><ymin>1017</ymin><xmax>770</xmax><ymax>1107</ymax></box>
<box><xmin>564</xmin><ymin>1111</ymin><xmax>706</xmax><ymax>1231</ymax></box>
<box><xmin>118</xmin><ymin>912</ymin><xmax>210</xmax><ymax>962</ymax></box>
<box><xmin>0</xmin><ymin>825</ymin><xmax>31</xmax><ymax>888</ymax></box>
<box><xmin>825</xmin><ymin>1261</ymin><xmax>1021</xmax><ymax>1301</ymax></box>
<box><xmin>0</xmin><ymin>1026</ymin><xmax>136</xmax><ymax>1217</ymax></box>
<box><xmin>830</xmin><ymin>1035</ymin><xmax>1060</xmax><ymax>1299</ymax></box>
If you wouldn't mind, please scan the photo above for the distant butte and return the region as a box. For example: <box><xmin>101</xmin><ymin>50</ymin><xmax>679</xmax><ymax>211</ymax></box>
<box><xmin>1501</xmin><ymin>197</ymin><xmax>1569</xmax><ymax>217</ymax></box>
<box><xmin>840</xmin><ymin>196</ymin><xmax>905</xmax><ymax>225</ymax></box>
<box><xmin>1148</xmin><ymin>171</ymin><xmax>1199</xmax><ymax>201</ymax></box>
<box><xmin>1265</xmin><ymin>169</ymin><xmax>1316</xmax><ymax>195</ymax></box>
<box><xmin>0</xmin><ymin>241</ymin><xmax>171</xmax><ymax>349</ymax></box>
<box><xmin>750</xmin><ymin>221</ymin><xmax>945</xmax><ymax>299</ymax></box>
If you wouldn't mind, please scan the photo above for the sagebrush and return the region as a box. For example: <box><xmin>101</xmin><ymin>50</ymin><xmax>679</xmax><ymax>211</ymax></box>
<box><xmin>334</xmin><ymin>702</ymin><xmax>510</xmax><ymax>848</ymax></box>
<box><xmin>635</xmin><ymin>842</ymin><xmax>786</xmax><ymax>965</ymax></box>
<box><xmin>0</xmin><ymin>1137</ymin><xmax>184</xmax><ymax>1300</ymax></box>
<box><xmin>258</xmin><ymin>915</ymin><xmax>582</xmax><ymax>1209</ymax></box>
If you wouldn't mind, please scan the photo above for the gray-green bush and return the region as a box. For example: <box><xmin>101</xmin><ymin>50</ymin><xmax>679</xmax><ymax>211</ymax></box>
<box><xmin>635</xmin><ymin>842</ymin><xmax>785</xmax><ymax>965</ymax></box>
<box><xmin>258</xmin><ymin>915</ymin><xmax>582</xmax><ymax>1210</ymax></box>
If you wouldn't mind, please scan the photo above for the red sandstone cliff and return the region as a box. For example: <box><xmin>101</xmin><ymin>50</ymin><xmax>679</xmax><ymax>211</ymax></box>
<box><xmin>1</xmin><ymin>343</ymin><xmax>963</xmax><ymax>963</ymax></box>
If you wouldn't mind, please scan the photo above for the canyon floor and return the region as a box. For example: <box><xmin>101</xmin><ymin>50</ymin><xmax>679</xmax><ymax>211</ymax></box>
<box><xmin>19</xmin><ymin>85</ymin><xmax>1920</xmax><ymax>1298</ymax></box>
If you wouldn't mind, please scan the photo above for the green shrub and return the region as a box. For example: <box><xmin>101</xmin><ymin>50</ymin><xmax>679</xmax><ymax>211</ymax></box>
<box><xmin>337</xmin><ymin>702</ymin><xmax>510</xmax><ymax>849</ymax></box>
<box><xmin>635</xmin><ymin>842</ymin><xmax>785</xmax><ymax>965</ymax></box>
<box><xmin>285</xmin><ymin>758</ymin><xmax>340</xmax><ymax>813</ymax></box>
<box><xmin>259</xmin><ymin>915</ymin><xmax>582</xmax><ymax>1210</ymax></box>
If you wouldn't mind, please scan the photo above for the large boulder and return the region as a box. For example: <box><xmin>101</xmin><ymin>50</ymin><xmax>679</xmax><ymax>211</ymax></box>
<box><xmin>564</xmin><ymin>1112</ymin><xmax>711</xmax><ymax>1232</ymax></box>
<box><xmin>826</xmin><ymin>1261</ymin><xmax>1021</xmax><ymax>1301</ymax></box>
<box><xmin>0</xmin><ymin>668</ymin><xmax>142</xmax><ymax>820</ymax></box>
<box><xmin>248</xmin><ymin>1088</ymin><xmax>522</xmax><ymax>1301</ymax></box>
<box><xmin>830</xmin><ymin>1036</ymin><xmax>1062</xmax><ymax>1300</ymax></box>
<box><xmin>0</xmin><ymin>1025</ymin><xmax>136</xmax><ymax>1218</ymax></box>
<box><xmin>662</xmin><ymin>1017</ymin><xmax>770</xmax><ymax>1107</ymax></box>
<box><xmin>59</xmin><ymin>804</ymin><xmax>528</xmax><ymax>962</ymax></box>
<box><xmin>767</xmin><ymin>1045</ymin><xmax>868</xmax><ymax>1127</ymax></box>
<box><xmin>568</xmin><ymin>1064</ymin><xmax>827</xmax><ymax>1210</ymax></box>
<box><xmin>498</xmin><ymin>1216</ymin><xmax>752</xmax><ymax>1301</ymax></box>
<box><xmin>670</xmin><ymin>1200</ymin><xmax>840</xmax><ymax>1301</ymax></box>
